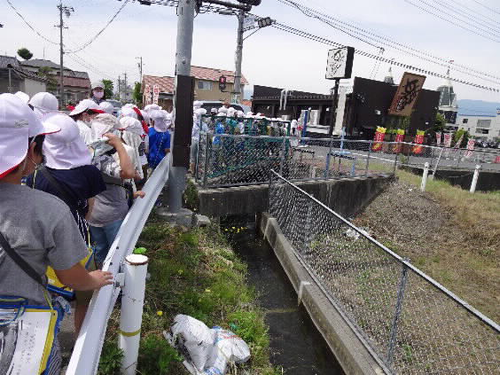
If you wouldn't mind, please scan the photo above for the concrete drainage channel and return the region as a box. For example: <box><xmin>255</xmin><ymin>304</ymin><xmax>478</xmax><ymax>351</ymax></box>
<box><xmin>221</xmin><ymin>216</ymin><xmax>344</xmax><ymax>374</ymax></box>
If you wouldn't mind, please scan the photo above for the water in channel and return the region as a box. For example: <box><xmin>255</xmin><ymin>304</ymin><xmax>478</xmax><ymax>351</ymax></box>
<box><xmin>221</xmin><ymin>216</ymin><xmax>344</xmax><ymax>375</ymax></box>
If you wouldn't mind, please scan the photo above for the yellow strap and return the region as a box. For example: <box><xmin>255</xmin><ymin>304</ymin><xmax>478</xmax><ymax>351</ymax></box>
<box><xmin>119</xmin><ymin>328</ymin><xmax>141</xmax><ymax>337</ymax></box>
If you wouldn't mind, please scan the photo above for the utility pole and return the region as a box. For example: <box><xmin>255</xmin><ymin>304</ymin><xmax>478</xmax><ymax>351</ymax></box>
<box><xmin>167</xmin><ymin>0</ymin><xmax>196</xmax><ymax>214</ymax></box>
<box><xmin>55</xmin><ymin>1</ymin><xmax>73</xmax><ymax>107</ymax></box>
<box><xmin>136</xmin><ymin>56</ymin><xmax>143</xmax><ymax>82</ymax></box>
<box><xmin>233</xmin><ymin>9</ymin><xmax>245</xmax><ymax>103</ymax></box>
<box><xmin>118</xmin><ymin>75</ymin><xmax>121</xmax><ymax>101</ymax></box>
<box><xmin>123</xmin><ymin>72</ymin><xmax>128</xmax><ymax>102</ymax></box>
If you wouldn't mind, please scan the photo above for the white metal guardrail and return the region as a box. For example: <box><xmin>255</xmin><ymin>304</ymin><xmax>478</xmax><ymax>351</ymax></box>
<box><xmin>66</xmin><ymin>154</ymin><xmax>171</xmax><ymax>375</ymax></box>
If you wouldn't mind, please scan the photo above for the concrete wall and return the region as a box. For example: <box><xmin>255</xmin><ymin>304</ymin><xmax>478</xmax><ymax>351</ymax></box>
<box><xmin>196</xmin><ymin>175</ymin><xmax>394</xmax><ymax>218</ymax></box>
<box><xmin>258</xmin><ymin>213</ymin><xmax>387</xmax><ymax>375</ymax></box>
<box><xmin>20</xmin><ymin>78</ymin><xmax>46</xmax><ymax>98</ymax></box>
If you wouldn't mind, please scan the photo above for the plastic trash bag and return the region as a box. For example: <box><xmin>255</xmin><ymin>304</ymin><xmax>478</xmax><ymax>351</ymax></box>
<box><xmin>164</xmin><ymin>314</ymin><xmax>251</xmax><ymax>375</ymax></box>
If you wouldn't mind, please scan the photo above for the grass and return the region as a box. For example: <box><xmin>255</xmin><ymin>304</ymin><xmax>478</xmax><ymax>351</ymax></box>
<box><xmin>389</xmin><ymin>168</ymin><xmax>500</xmax><ymax>321</ymax></box>
<box><xmin>98</xmin><ymin>216</ymin><xmax>281</xmax><ymax>374</ymax></box>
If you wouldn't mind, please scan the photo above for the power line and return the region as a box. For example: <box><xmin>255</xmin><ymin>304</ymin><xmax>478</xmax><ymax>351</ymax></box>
<box><xmin>276</xmin><ymin>0</ymin><xmax>500</xmax><ymax>84</ymax></box>
<box><xmin>66</xmin><ymin>0</ymin><xmax>130</xmax><ymax>54</ymax></box>
<box><xmin>430</xmin><ymin>0</ymin><xmax>500</xmax><ymax>35</ymax></box>
<box><xmin>5</xmin><ymin>0</ymin><xmax>58</xmax><ymax>45</ymax></box>
<box><xmin>270</xmin><ymin>21</ymin><xmax>500</xmax><ymax>92</ymax></box>
<box><xmin>403</xmin><ymin>0</ymin><xmax>500</xmax><ymax>43</ymax></box>
<box><xmin>441</xmin><ymin>0</ymin><xmax>500</xmax><ymax>28</ymax></box>
<box><xmin>470</xmin><ymin>0</ymin><xmax>500</xmax><ymax>16</ymax></box>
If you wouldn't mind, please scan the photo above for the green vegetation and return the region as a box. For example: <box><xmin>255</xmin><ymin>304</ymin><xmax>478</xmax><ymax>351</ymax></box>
<box><xmin>17</xmin><ymin>47</ymin><xmax>33</xmax><ymax>60</ymax></box>
<box><xmin>133</xmin><ymin>82</ymin><xmax>142</xmax><ymax>106</ymax></box>
<box><xmin>102</xmin><ymin>79</ymin><xmax>114</xmax><ymax>100</ymax></box>
<box><xmin>99</xmin><ymin>218</ymin><xmax>280</xmax><ymax>374</ymax></box>
<box><xmin>358</xmin><ymin>168</ymin><xmax>500</xmax><ymax>321</ymax></box>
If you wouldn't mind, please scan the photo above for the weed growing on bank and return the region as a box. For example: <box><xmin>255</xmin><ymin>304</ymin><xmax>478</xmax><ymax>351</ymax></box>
<box><xmin>98</xmin><ymin>218</ymin><xmax>281</xmax><ymax>375</ymax></box>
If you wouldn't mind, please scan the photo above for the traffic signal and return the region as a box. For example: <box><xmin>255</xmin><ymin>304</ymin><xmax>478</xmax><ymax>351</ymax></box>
<box><xmin>237</xmin><ymin>0</ymin><xmax>262</xmax><ymax>6</ymax></box>
<box><xmin>219</xmin><ymin>75</ymin><xmax>227</xmax><ymax>91</ymax></box>
<box><xmin>257</xmin><ymin>17</ymin><xmax>273</xmax><ymax>28</ymax></box>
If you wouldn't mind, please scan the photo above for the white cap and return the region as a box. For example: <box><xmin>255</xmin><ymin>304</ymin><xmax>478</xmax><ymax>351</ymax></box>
<box><xmin>29</xmin><ymin>92</ymin><xmax>59</xmax><ymax>119</ymax></box>
<box><xmin>43</xmin><ymin>113</ymin><xmax>92</xmax><ymax>170</ymax></box>
<box><xmin>120</xmin><ymin>106</ymin><xmax>138</xmax><ymax>119</ymax></box>
<box><xmin>237</xmin><ymin>111</ymin><xmax>245</xmax><ymax>118</ymax></box>
<box><xmin>119</xmin><ymin>116</ymin><xmax>143</xmax><ymax>136</ymax></box>
<box><xmin>218</xmin><ymin>107</ymin><xmax>228</xmax><ymax>115</ymax></box>
<box><xmin>14</xmin><ymin>91</ymin><xmax>30</xmax><ymax>104</ymax></box>
<box><xmin>91</xmin><ymin>113</ymin><xmax>120</xmax><ymax>141</ymax></box>
<box><xmin>69</xmin><ymin>99</ymin><xmax>105</xmax><ymax>116</ymax></box>
<box><xmin>92</xmin><ymin>80</ymin><xmax>105</xmax><ymax>89</ymax></box>
<box><xmin>194</xmin><ymin>108</ymin><xmax>207</xmax><ymax>117</ymax></box>
<box><xmin>0</xmin><ymin>93</ymin><xmax>59</xmax><ymax>178</ymax></box>
<box><xmin>144</xmin><ymin>104</ymin><xmax>161</xmax><ymax>113</ymax></box>
<box><xmin>99</xmin><ymin>101</ymin><xmax>114</xmax><ymax>115</ymax></box>
<box><xmin>193</xmin><ymin>101</ymin><xmax>202</xmax><ymax>109</ymax></box>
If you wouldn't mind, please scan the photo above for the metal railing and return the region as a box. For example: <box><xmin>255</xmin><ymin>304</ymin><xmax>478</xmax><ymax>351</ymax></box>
<box><xmin>268</xmin><ymin>170</ymin><xmax>500</xmax><ymax>374</ymax></box>
<box><xmin>194</xmin><ymin>134</ymin><xmax>500</xmax><ymax>188</ymax></box>
<box><xmin>66</xmin><ymin>154</ymin><xmax>171</xmax><ymax>375</ymax></box>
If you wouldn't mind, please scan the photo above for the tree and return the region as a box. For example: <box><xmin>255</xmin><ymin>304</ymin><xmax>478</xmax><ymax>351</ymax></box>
<box><xmin>434</xmin><ymin>112</ymin><xmax>446</xmax><ymax>132</ymax></box>
<box><xmin>102</xmin><ymin>79</ymin><xmax>114</xmax><ymax>99</ymax></box>
<box><xmin>38</xmin><ymin>66</ymin><xmax>58</xmax><ymax>93</ymax></box>
<box><xmin>133</xmin><ymin>82</ymin><xmax>142</xmax><ymax>106</ymax></box>
<box><xmin>17</xmin><ymin>47</ymin><xmax>33</xmax><ymax>60</ymax></box>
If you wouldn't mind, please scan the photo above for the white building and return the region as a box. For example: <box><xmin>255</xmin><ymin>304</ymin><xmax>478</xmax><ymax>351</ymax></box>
<box><xmin>456</xmin><ymin>109</ymin><xmax>500</xmax><ymax>141</ymax></box>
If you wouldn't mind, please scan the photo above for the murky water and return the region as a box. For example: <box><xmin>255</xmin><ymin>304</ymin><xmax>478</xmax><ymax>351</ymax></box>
<box><xmin>222</xmin><ymin>217</ymin><xmax>344</xmax><ymax>375</ymax></box>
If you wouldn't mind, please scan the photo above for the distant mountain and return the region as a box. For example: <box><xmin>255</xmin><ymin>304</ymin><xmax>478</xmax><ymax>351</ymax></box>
<box><xmin>458</xmin><ymin>99</ymin><xmax>500</xmax><ymax>116</ymax></box>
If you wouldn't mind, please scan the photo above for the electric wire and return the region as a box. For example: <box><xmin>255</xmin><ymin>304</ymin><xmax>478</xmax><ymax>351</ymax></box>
<box><xmin>277</xmin><ymin>0</ymin><xmax>500</xmax><ymax>84</ymax></box>
<box><xmin>470</xmin><ymin>0</ymin><xmax>500</xmax><ymax>16</ymax></box>
<box><xmin>271</xmin><ymin>21</ymin><xmax>500</xmax><ymax>92</ymax></box>
<box><xmin>436</xmin><ymin>0</ymin><xmax>500</xmax><ymax>28</ymax></box>
<box><xmin>5</xmin><ymin>0</ymin><xmax>59</xmax><ymax>45</ymax></box>
<box><xmin>403</xmin><ymin>0</ymin><xmax>500</xmax><ymax>43</ymax></box>
<box><xmin>66</xmin><ymin>0</ymin><xmax>130</xmax><ymax>54</ymax></box>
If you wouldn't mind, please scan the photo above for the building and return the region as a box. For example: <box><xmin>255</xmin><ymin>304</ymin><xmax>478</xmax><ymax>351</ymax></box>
<box><xmin>0</xmin><ymin>55</ymin><xmax>47</xmax><ymax>96</ymax></box>
<box><xmin>456</xmin><ymin>110</ymin><xmax>500</xmax><ymax>141</ymax></box>
<box><xmin>141</xmin><ymin>75</ymin><xmax>175</xmax><ymax>110</ymax></box>
<box><xmin>436</xmin><ymin>68</ymin><xmax>459</xmax><ymax>124</ymax></box>
<box><xmin>141</xmin><ymin>65</ymin><xmax>248</xmax><ymax>106</ymax></box>
<box><xmin>21</xmin><ymin>59</ymin><xmax>91</xmax><ymax>104</ymax></box>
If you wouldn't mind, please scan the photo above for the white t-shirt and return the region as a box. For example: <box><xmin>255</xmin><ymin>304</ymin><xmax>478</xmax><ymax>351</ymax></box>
<box><xmin>76</xmin><ymin>120</ymin><xmax>92</xmax><ymax>145</ymax></box>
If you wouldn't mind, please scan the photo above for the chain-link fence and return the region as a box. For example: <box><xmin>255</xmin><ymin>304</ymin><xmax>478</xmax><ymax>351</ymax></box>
<box><xmin>194</xmin><ymin>134</ymin><xmax>398</xmax><ymax>188</ymax></box>
<box><xmin>268</xmin><ymin>170</ymin><xmax>500</xmax><ymax>374</ymax></box>
<box><xmin>194</xmin><ymin>133</ymin><xmax>500</xmax><ymax>188</ymax></box>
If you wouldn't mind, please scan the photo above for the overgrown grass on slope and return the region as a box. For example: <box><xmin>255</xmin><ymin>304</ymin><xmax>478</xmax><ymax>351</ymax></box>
<box><xmin>359</xmin><ymin>169</ymin><xmax>500</xmax><ymax>321</ymax></box>
<box><xmin>98</xmin><ymin>217</ymin><xmax>282</xmax><ymax>375</ymax></box>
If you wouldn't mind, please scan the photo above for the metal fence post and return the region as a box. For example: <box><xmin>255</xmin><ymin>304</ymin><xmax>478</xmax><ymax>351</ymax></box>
<box><xmin>393</xmin><ymin>146</ymin><xmax>398</xmax><ymax>175</ymax></box>
<box><xmin>325</xmin><ymin>137</ymin><xmax>334</xmax><ymax>179</ymax></box>
<box><xmin>279</xmin><ymin>137</ymin><xmax>286</xmax><ymax>176</ymax></box>
<box><xmin>203</xmin><ymin>132</ymin><xmax>210</xmax><ymax>188</ymax></box>
<box><xmin>387</xmin><ymin>260</ymin><xmax>409</xmax><ymax>369</ymax></box>
<box><xmin>430</xmin><ymin>146</ymin><xmax>444</xmax><ymax>180</ymax></box>
<box><xmin>470</xmin><ymin>164</ymin><xmax>481</xmax><ymax>193</ymax></box>
<box><xmin>268</xmin><ymin>170</ymin><xmax>274</xmax><ymax>214</ymax></box>
<box><xmin>119</xmin><ymin>254</ymin><xmax>149</xmax><ymax>375</ymax></box>
<box><xmin>365</xmin><ymin>141</ymin><xmax>372</xmax><ymax>176</ymax></box>
<box><xmin>303</xmin><ymin>199</ymin><xmax>314</xmax><ymax>252</ymax></box>
<box><xmin>195</xmin><ymin>131</ymin><xmax>202</xmax><ymax>182</ymax></box>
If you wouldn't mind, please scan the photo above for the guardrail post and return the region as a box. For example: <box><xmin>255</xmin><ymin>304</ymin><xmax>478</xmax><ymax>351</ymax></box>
<box><xmin>365</xmin><ymin>141</ymin><xmax>372</xmax><ymax>176</ymax></box>
<box><xmin>470</xmin><ymin>164</ymin><xmax>481</xmax><ymax>193</ymax></box>
<box><xmin>387</xmin><ymin>260</ymin><xmax>409</xmax><ymax>369</ymax></box>
<box><xmin>325</xmin><ymin>137</ymin><xmax>333</xmax><ymax>179</ymax></box>
<box><xmin>203</xmin><ymin>132</ymin><xmax>210</xmax><ymax>188</ymax></box>
<box><xmin>119</xmin><ymin>254</ymin><xmax>149</xmax><ymax>375</ymax></box>
<box><xmin>421</xmin><ymin>162</ymin><xmax>430</xmax><ymax>192</ymax></box>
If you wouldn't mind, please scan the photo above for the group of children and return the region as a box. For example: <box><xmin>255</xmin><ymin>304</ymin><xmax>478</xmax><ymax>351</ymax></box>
<box><xmin>0</xmin><ymin>82</ymin><xmax>173</xmax><ymax>374</ymax></box>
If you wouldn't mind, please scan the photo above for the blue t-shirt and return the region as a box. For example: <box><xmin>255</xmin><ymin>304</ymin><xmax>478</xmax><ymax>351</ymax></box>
<box><xmin>26</xmin><ymin>165</ymin><xmax>106</xmax><ymax>241</ymax></box>
<box><xmin>148</xmin><ymin>128</ymin><xmax>171</xmax><ymax>168</ymax></box>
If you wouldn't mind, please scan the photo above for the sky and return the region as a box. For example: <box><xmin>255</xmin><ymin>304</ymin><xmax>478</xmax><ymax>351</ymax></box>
<box><xmin>1</xmin><ymin>0</ymin><xmax>500</xmax><ymax>102</ymax></box>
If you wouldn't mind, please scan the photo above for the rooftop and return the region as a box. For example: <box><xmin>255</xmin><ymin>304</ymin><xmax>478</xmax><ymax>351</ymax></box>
<box><xmin>191</xmin><ymin>65</ymin><xmax>248</xmax><ymax>85</ymax></box>
<box><xmin>142</xmin><ymin>75</ymin><xmax>176</xmax><ymax>94</ymax></box>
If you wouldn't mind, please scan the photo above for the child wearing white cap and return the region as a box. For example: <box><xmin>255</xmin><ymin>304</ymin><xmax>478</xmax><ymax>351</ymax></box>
<box><xmin>0</xmin><ymin>94</ymin><xmax>113</xmax><ymax>373</ymax></box>
<box><xmin>70</xmin><ymin>99</ymin><xmax>106</xmax><ymax>145</ymax></box>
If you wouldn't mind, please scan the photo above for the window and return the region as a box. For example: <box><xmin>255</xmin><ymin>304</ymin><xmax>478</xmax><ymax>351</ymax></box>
<box><xmin>462</xmin><ymin>118</ymin><xmax>468</xmax><ymax>124</ymax></box>
<box><xmin>477</xmin><ymin>129</ymin><xmax>489</xmax><ymax>135</ymax></box>
<box><xmin>197</xmin><ymin>80</ymin><xmax>213</xmax><ymax>91</ymax></box>
<box><xmin>477</xmin><ymin>119</ymin><xmax>491</xmax><ymax>128</ymax></box>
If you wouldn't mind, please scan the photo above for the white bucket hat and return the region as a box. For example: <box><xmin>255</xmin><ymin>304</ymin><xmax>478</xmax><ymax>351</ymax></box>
<box><xmin>91</xmin><ymin>113</ymin><xmax>121</xmax><ymax>141</ymax></box>
<box><xmin>92</xmin><ymin>80</ymin><xmax>105</xmax><ymax>90</ymax></box>
<box><xmin>29</xmin><ymin>92</ymin><xmax>59</xmax><ymax>119</ymax></box>
<box><xmin>120</xmin><ymin>106</ymin><xmax>138</xmax><ymax>119</ymax></box>
<box><xmin>69</xmin><ymin>99</ymin><xmax>105</xmax><ymax>117</ymax></box>
<box><xmin>119</xmin><ymin>117</ymin><xmax>143</xmax><ymax>136</ymax></box>
<box><xmin>99</xmin><ymin>101</ymin><xmax>115</xmax><ymax>115</ymax></box>
<box><xmin>0</xmin><ymin>93</ymin><xmax>59</xmax><ymax>178</ymax></box>
<box><xmin>43</xmin><ymin>113</ymin><xmax>92</xmax><ymax>170</ymax></box>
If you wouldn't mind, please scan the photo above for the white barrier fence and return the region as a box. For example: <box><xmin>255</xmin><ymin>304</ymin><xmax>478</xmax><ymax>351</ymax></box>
<box><xmin>67</xmin><ymin>154</ymin><xmax>171</xmax><ymax>375</ymax></box>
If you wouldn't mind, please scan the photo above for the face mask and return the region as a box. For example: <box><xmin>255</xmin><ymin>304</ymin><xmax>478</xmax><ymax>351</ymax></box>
<box><xmin>93</xmin><ymin>90</ymin><xmax>104</xmax><ymax>99</ymax></box>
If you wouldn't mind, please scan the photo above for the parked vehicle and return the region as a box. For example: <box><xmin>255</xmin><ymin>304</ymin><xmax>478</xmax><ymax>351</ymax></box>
<box><xmin>199</xmin><ymin>101</ymin><xmax>250</xmax><ymax>114</ymax></box>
